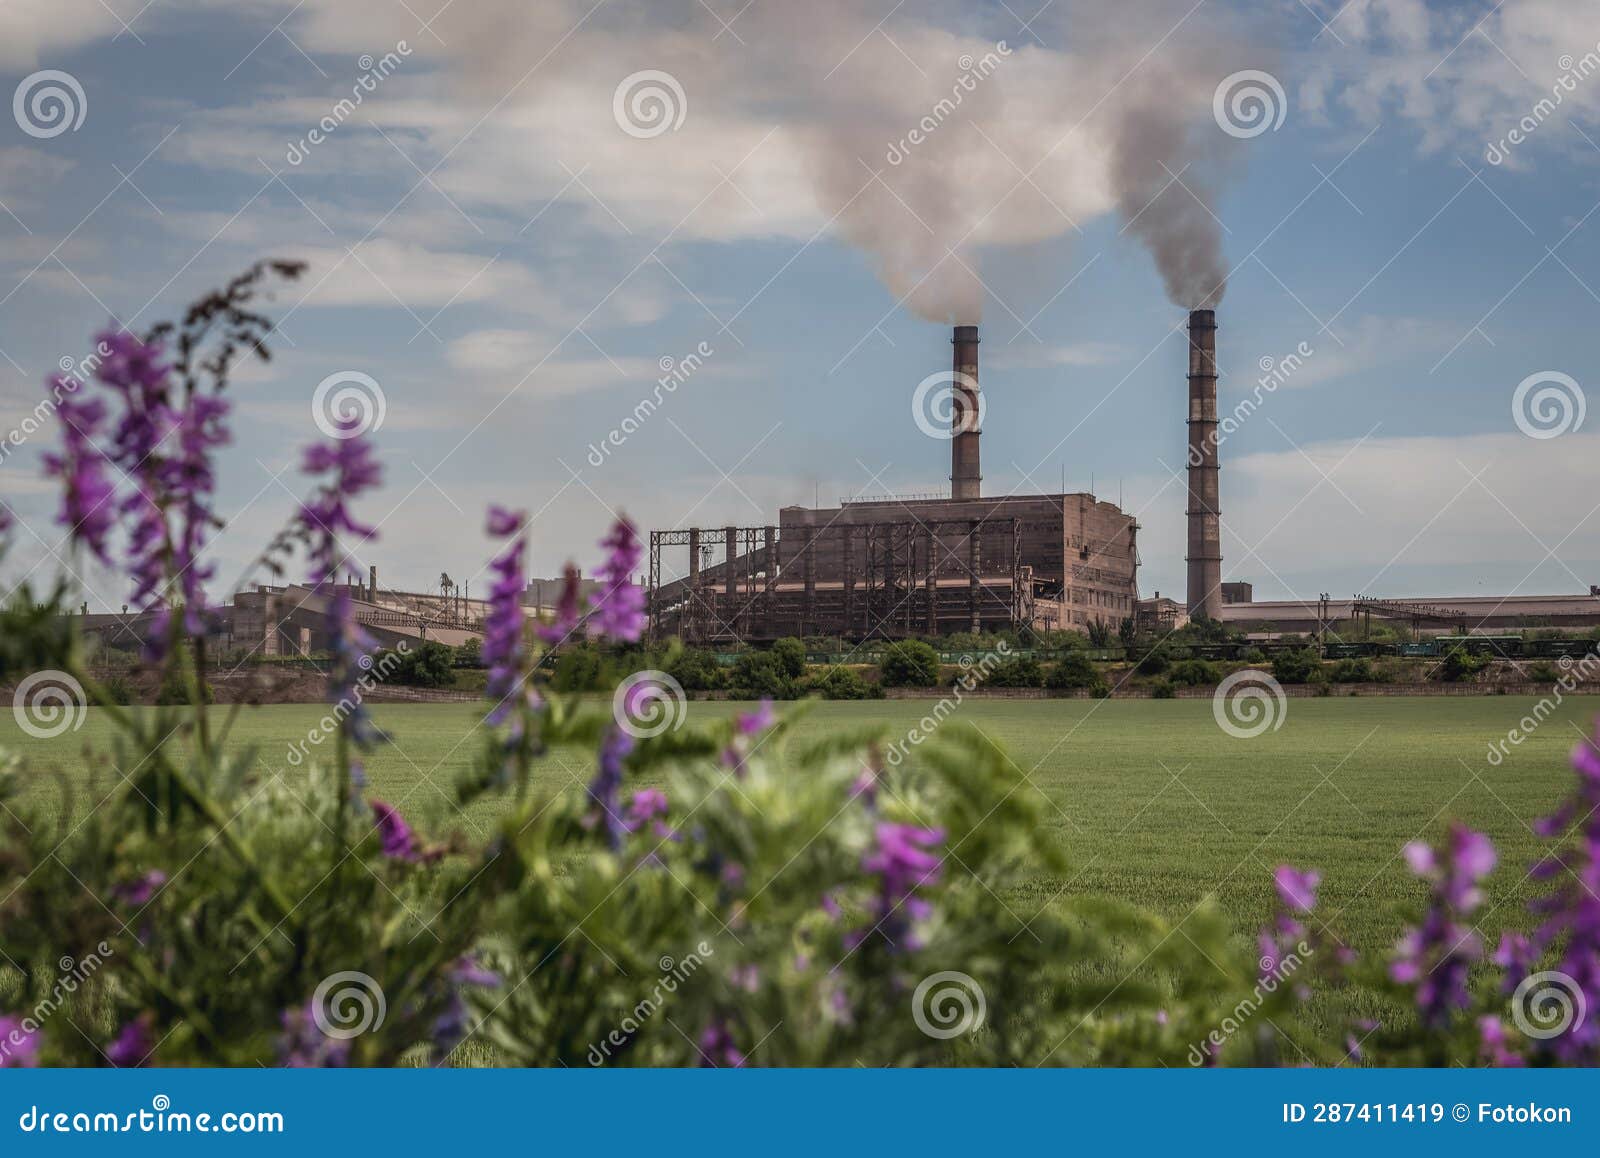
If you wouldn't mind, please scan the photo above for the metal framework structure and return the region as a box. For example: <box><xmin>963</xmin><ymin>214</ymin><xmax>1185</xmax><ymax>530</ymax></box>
<box><xmin>647</xmin><ymin>517</ymin><xmax>1027</xmax><ymax>643</ymax></box>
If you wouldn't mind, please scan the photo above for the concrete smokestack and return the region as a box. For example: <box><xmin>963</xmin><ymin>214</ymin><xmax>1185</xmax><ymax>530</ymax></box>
<box><xmin>1186</xmin><ymin>309</ymin><xmax>1222</xmax><ymax>620</ymax></box>
<box><xmin>951</xmin><ymin>325</ymin><xmax>981</xmax><ymax>501</ymax></box>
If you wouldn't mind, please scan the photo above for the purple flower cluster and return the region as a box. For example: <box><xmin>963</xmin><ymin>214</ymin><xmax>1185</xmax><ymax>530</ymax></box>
<box><xmin>587</xmin><ymin>726</ymin><xmax>634</xmax><ymax>850</ymax></box>
<box><xmin>588</xmin><ymin>517</ymin><xmax>645</xmax><ymax>641</ymax></box>
<box><xmin>533</xmin><ymin>564</ymin><xmax>582</xmax><ymax>645</ymax></box>
<box><xmin>112</xmin><ymin>869</ymin><xmax>168</xmax><ymax>907</ymax></box>
<box><xmin>625</xmin><ymin>787</ymin><xmax>670</xmax><ymax>836</ymax></box>
<box><xmin>483</xmin><ymin>506</ymin><xmax>534</xmax><ymax>724</ymax></box>
<box><xmin>849</xmin><ymin>823</ymin><xmax>945</xmax><ymax>952</ymax></box>
<box><xmin>371</xmin><ymin>798</ymin><xmax>420</xmax><ymax>863</ymax></box>
<box><xmin>431</xmin><ymin>955</ymin><xmax>501</xmax><ymax>1063</ymax></box>
<box><xmin>1522</xmin><ymin>725</ymin><xmax>1600</xmax><ymax>1061</ymax></box>
<box><xmin>298</xmin><ymin>422</ymin><xmax>381</xmax><ymax>587</ymax></box>
<box><xmin>1259</xmin><ymin>866</ymin><xmax>1320</xmax><ymax>983</ymax></box>
<box><xmin>1391</xmin><ymin>824</ymin><xmax>1496</xmax><ymax>1027</ymax></box>
<box><xmin>697</xmin><ymin>1020</ymin><xmax>745</xmax><ymax>1067</ymax></box>
<box><xmin>106</xmin><ymin>1014</ymin><xmax>156</xmax><ymax>1067</ymax></box>
<box><xmin>0</xmin><ymin>1015</ymin><xmax>39</xmax><ymax>1068</ymax></box>
<box><xmin>43</xmin><ymin>394</ymin><xmax>116</xmax><ymax>563</ymax></box>
<box><xmin>721</xmin><ymin>699</ymin><xmax>776</xmax><ymax>778</ymax></box>
<box><xmin>44</xmin><ymin>331</ymin><xmax>231</xmax><ymax>635</ymax></box>
<box><xmin>276</xmin><ymin>1002</ymin><xmax>350</xmax><ymax>1068</ymax></box>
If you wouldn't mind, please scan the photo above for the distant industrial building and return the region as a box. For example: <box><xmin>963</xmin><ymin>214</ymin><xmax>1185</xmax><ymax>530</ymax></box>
<box><xmin>646</xmin><ymin>325</ymin><xmax>1140</xmax><ymax>643</ymax></box>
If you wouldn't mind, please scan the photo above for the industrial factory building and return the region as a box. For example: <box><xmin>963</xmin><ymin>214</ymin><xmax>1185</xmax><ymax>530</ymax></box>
<box><xmin>646</xmin><ymin>322</ymin><xmax>1156</xmax><ymax>643</ymax></box>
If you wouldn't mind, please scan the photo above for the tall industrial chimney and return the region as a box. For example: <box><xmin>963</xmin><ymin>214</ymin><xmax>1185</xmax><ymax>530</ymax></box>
<box><xmin>951</xmin><ymin>325</ymin><xmax>981</xmax><ymax>501</ymax></box>
<box><xmin>1186</xmin><ymin>309</ymin><xmax>1222</xmax><ymax>620</ymax></box>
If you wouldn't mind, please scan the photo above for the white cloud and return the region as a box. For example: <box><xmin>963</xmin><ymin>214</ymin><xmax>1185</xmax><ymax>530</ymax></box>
<box><xmin>1133</xmin><ymin>428</ymin><xmax>1600</xmax><ymax>597</ymax></box>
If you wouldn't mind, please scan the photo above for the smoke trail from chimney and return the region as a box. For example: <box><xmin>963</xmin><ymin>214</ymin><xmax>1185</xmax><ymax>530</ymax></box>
<box><xmin>420</xmin><ymin>0</ymin><xmax>1269</xmax><ymax>318</ymax></box>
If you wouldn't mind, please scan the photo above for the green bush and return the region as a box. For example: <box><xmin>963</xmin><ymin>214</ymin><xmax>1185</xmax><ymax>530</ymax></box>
<box><xmin>1242</xmin><ymin>647</ymin><xmax>1267</xmax><ymax>663</ymax></box>
<box><xmin>771</xmin><ymin>637</ymin><xmax>807</xmax><ymax>679</ymax></box>
<box><xmin>1331</xmin><ymin>658</ymin><xmax>1374</xmax><ymax>684</ymax></box>
<box><xmin>667</xmin><ymin>647</ymin><xmax>726</xmax><ymax>692</ymax></box>
<box><xmin>1045</xmin><ymin>652</ymin><xmax>1100</xmax><ymax>690</ymax></box>
<box><xmin>1149</xmin><ymin>679</ymin><xmax>1176</xmax><ymax>699</ymax></box>
<box><xmin>1271</xmin><ymin>648</ymin><xmax>1323</xmax><ymax>685</ymax></box>
<box><xmin>1168</xmin><ymin>658</ymin><xmax>1220</xmax><ymax>687</ymax></box>
<box><xmin>877</xmin><ymin>640</ymin><xmax>940</xmax><ymax>688</ymax></box>
<box><xmin>395</xmin><ymin>640</ymin><xmax>456</xmax><ymax>688</ymax></box>
<box><xmin>804</xmin><ymin>666</ymin><xmax>878</xmax><ymax>700</ymax></box>
<box><xmin>1528</xmin><ymin>661</ymin><xmax>1560</xmax><ymax>684</ymax></box>
<box><xmin>984</xmin><ymin>656</ymin><xmax>1045</xmax><ymax>688</ymax></box>
<box><xmin>1134</xmin><ymin>647</ymin><xmax>1171</xmax><ymax>677</ymax></box>
<box><xmin>1436</xmin><ymin>647</ymin><xmax>1489</xmax><ymax>683</ymax></box>
<box><xmin>729</xmin><ymin>650</ymin><xmax>796</xmax><ymax>699</ymax></box>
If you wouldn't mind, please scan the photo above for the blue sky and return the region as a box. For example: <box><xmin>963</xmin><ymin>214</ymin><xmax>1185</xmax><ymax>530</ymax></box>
<box><xmin>0</xmin><ymin>0</ymin><xmax>1596</xmax><ymax>612</ymax></box>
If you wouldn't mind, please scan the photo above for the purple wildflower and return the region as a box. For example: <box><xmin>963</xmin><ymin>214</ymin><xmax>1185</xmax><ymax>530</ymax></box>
<box><xmin>432</xmin><ymin>956</ymin><xmax>501</xmax><ymax>1063</ymax></box>
<box><xmin>298</xmin><ymin>421</ymin><xmax>382</xmax><ymax>587</ymax></box>
<box><xmin>625</xmin><ymin>788</ymin><xmax>669</xmax><ymax>832</ymax></box>
<box><xmin>1521</xmin><ymin>723</ymin><xmax>1600</xmax><ymax>1062</ymax></box>
<box><xmin>43</xmin><ymin>393</ymin><xmax>117</xmax><ymax>563</ymax></box>
<box><xmin>1258</xmin><ymin>864</ymin><xmax>1318</xmax><ymax>986</ymax></box>
<box><xmin>1478</xmin><ymin>1015</ymin><xmax>1524</xmax><ymax>1067</ymax></box>
<box><xmin>697</xmin><ymin>1020</ymin><xmax>745</xmax><ymax>1067</ymax></box>
<box><xmin>448</xmin><ymin>955</ymin><xmax>502</xmax><ymax>989</ymax></box>
<box><xmin>106</xmin><ymin>1014</ymin><xmax>155</xmax><ymax>1067</ymax></box>
<box><xmin>721</xmin><ymin>699</ymin><xmax>778</xmax><ymax>778</ymax></box>
<box><xmin>849</xmin><ymin>823</ymin><xmax>944</xmax><ymax>952</ymax></box>
<box><xmin>588</xmin><ymin>517</ymin><xmax>645</xmax><ymax>641</ymax></box>
<box><xmin>534</xmin><ymin>563</ymin><xmax>584</xmax><ymax>644</ymax></box>
<box><xmin>483</xmin><ymin>506</ymin><xmax>536</xmax><ymax>725</ymax></box>
<box><xmin>1274</xmin><ymin>865</ymin><xmax>1320</xmax><ymax>913</ymax></box>
<box><xmin>112</xmin><ymin>870</ymin><xmax>168</xmax><ymax>907</ymax></box>
<box><xmin>370</xmin><ymin>798</ymin><xmax>420</xmax><ymax>862</ymax></box>
<box><xmin>1491</xmin><ymin>931</ymin><xmax>1537</xmax><ymax>995</ymax></box>
<box><xmin>736</xmin><ymin>699</ymin><xmax>776</xmax><ymax>735</ymax></box>
<box><xmin>588</xmin><ymin>726</ymin><xmax>634</xmax><ymax>849</ymax></box>
<box><xmin>277</xmin><ymin>1002</ymin><xmax>350</xmax><ymax>1068</ymax></box>
<box><xmin>1391</xmin><ymin>823</ymin><xmax>1496</xmax><ymax>1027</ymax></box>
<box><xmin>0</xmin><ymin>1015</ymin><xmax>39</xmax><ymax>1068</ymax></box>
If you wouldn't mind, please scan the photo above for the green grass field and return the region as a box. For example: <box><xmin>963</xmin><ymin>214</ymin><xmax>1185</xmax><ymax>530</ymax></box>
<box><xmin>5</xmin><ymin>694</ymin><xmax>1592</xmax><ymax>961</ymax></box>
